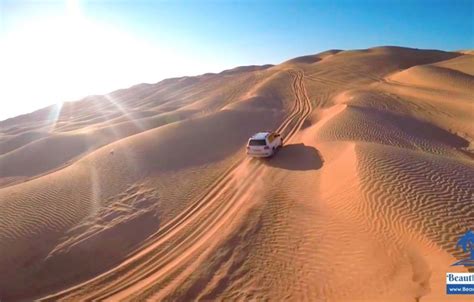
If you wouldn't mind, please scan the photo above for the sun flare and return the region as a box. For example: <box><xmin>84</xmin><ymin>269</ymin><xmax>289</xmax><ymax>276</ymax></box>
<box><xmin>0</xmin><ymin>0</ymin><xmax>178</xmax><ymax>120</ymax></box>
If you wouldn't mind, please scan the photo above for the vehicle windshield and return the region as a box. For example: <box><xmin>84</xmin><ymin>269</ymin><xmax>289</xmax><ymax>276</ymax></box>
<box><xmin>248</xmin><ymin>139</ymin><xmax>267</xmax><ymax>146</ymax></box>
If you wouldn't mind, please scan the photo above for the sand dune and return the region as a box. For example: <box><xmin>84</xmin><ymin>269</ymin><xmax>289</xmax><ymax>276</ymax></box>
<box><xmin>388</xmin><ymin>64</ymin><xmax>474</xmax><ymax>93</ymax></box>
<box><xmin>0</xmin><ymin>46</ymin><xmax>473</xmax><ymax>301</ymax></box>
<box><xmin>434</xmin><ymin>54</ymin><xmax>474</xmax><ymax>75</ymax></box>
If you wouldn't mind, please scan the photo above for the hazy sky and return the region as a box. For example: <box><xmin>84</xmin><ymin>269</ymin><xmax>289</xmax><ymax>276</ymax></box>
<box><xmin>0</xmin><ymin>0</ymin><xmax>473</xmax><ymax>121</ymax></box>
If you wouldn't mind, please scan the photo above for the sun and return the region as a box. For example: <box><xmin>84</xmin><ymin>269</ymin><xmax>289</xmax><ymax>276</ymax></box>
<box><xmin>0</xmin><ymin>0</ymin><xmax>167</xmax><ymax>121</ymax></box>
<box><xmin>1</xmin><ymin>0</ymin><xmax>209</xmax><ymax>122</ymax></box>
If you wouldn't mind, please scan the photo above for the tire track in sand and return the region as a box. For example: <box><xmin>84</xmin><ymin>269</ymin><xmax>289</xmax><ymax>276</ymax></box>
<box><xmin>41</xmin><ymin>70</ymin><xmax>313</xmax><ymax>301</ymax></box>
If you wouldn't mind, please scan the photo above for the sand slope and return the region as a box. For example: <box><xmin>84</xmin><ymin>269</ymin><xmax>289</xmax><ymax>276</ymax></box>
<box><xmin>0</xmin><ymin>47</ymin><xmax>473</xmax><ymax>301</ymax></box>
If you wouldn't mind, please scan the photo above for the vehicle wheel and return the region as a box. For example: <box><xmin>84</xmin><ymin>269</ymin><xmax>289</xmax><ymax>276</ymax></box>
<box><xmin>269</xmin><ymin>147</ymin><xmax>276</xmax><ymax>158</ymax></box>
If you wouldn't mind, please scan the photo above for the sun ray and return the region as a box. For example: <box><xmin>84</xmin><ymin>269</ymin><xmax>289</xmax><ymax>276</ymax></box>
<box><xmin>103</xmin><ymin>94</ymin><xmax>145</xmax><ymax>132</ymax></box>
<box><xmin>46</xmin><ymin>101</ymin><xmax>65</xmax><ymax>132</ymax></box>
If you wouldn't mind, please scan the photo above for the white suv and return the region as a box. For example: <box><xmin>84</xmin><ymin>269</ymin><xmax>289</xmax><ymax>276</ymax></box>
<box><xmin>246</xmin><ymin>131</ymin><xmax>283</xmax><ymax>158</ymax></box>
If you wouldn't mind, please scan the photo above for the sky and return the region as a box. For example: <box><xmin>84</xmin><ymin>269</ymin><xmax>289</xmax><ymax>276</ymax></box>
<box><xmin>0</xmin><ymin>0</ymin><xmax>473</xmax><ymax>121</ymax></box>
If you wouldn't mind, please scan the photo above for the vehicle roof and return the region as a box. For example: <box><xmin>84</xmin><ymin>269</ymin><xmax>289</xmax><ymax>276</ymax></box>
<box><xmin>250</xmin><ymin>132</ymin><xmax>271</xmax><ymax>140</ymax></box>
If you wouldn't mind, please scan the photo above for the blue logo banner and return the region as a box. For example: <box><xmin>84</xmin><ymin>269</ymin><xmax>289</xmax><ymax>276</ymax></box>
<box><xmin>452</xmin><ymin>230</ymin><xmax>474</xmax><ymax>267</ymax></box>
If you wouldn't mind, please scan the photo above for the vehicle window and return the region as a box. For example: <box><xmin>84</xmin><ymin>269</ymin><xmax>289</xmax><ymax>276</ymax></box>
<box><xmin>249</xmin><ymin>139</ymin><xmax>267</xmax><ymax>146</ymax></box>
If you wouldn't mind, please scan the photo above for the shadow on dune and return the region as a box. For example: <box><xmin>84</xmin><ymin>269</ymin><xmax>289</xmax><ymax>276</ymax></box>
<box><xmin>265</xmin><ymin>143</ymin><xmax>323</xmax><ymax>171</ymax></box>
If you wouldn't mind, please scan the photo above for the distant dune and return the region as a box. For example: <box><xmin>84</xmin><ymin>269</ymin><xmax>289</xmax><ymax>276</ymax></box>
<box><xmin>0</xmin><ymin>46</ymin><xmax>473</xmax><ymax>301</ymax></box>
<box><xmin>457</xmin><ymin>49</ymin><xmax>474</xmax><ymax>55</ymax></box>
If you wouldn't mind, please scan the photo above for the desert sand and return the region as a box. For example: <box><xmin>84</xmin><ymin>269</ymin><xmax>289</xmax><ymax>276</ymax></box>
<box><xmin>0</xmin><ymin>46</ymin><xmax>473</xmax><ymax>301</ymax></box>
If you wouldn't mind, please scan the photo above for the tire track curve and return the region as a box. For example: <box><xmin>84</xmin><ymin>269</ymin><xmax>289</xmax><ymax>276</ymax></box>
<box><xmin>40</xmin><ymin>70</ymin><xmax>313</xmax><ymax>301</ymax></box>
